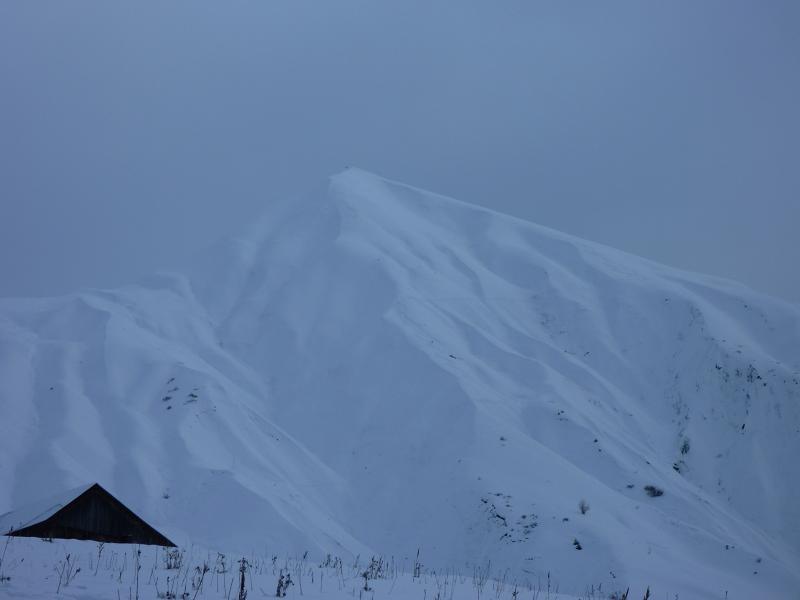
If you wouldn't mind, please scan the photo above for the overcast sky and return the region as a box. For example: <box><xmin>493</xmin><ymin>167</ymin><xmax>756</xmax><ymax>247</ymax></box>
<box><xmin>1</xmin><ymin>1</ymin><xmax>798</xmax><ymax>303</ymax></box>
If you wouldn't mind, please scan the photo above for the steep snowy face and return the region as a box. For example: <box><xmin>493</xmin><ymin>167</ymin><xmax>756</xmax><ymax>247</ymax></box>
<box><xmin>1</xmin><ymin>168</ymin><xmax>799</xmax><ymax>597</ymax></box>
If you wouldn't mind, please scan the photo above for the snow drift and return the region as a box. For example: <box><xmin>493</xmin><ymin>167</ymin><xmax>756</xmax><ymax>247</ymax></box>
<box><xmin>1</xmin><ymin>168</ymin><xmax>799</xmax><ymax>597</ymax></box>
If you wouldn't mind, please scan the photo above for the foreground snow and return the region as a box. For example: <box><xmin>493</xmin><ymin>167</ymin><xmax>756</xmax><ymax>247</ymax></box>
<box><xmin>1</xmin><ymin>169</ymin><xmax>799</xmax><ymax>597</ymax></box>
<box><xmin>0</xmin><ymin>538</ymin><xmax>685</xmax><ymax>600</ymax></box>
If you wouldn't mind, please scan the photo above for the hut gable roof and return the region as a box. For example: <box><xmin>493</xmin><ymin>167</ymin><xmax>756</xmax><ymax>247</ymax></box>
<box><xmin>0</xmin><ymin>483</ymin><xmax>95</xmax><ymax>535</ymax></box>
<box><xmin>0</xmin><ymin>483</ymin><xmax>175</xmax><ymax>547</ymax></box>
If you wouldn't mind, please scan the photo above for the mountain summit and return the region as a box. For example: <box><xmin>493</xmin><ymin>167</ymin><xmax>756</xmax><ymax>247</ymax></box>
<box><xmin>2</xmin><ymin>169</ymin><xmax>799</xmax><ymax>596</ymax></box>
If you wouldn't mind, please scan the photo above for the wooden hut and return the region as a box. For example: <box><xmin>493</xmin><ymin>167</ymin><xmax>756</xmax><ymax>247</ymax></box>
<box><xmin>0</xmin><ymin>483</ymin><xmax>175</xmax><ymax>547</ymax></box>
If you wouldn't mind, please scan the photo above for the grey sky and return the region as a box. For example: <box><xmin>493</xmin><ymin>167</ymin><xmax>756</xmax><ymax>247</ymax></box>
<box><xmin>1</xmin><ymin>1</ymin><xmax>798</xmax><ymax>302</ymax></box>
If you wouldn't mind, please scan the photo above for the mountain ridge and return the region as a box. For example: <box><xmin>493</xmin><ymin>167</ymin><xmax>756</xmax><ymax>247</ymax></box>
<box><xmin>1</xmin><ymin>168</ymin><xmax>798</xmax><ymax>597</ymax></box>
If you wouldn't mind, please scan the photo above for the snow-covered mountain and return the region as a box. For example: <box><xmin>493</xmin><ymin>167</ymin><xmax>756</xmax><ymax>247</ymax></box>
<box><xmin>1</xmin><ymin>168</ymin><xmax>799</xmax><ymax>597</ymax></box>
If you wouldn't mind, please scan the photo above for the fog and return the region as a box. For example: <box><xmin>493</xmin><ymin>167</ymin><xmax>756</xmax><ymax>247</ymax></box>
<box><xmin>1</xmin><ymin>1</ymin><xmax>798</xmax><ymax>301</ymax></box>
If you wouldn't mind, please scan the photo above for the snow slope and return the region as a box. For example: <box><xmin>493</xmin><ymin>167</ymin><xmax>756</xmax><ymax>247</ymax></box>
<box><xmin>1</xmin><ymin>168</ymin><xmax>799</xmax><ymax>598</ymax></box>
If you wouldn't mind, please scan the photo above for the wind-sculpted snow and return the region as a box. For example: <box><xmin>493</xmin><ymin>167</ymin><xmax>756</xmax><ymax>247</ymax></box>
<box><xmin>1</xmin><ymin>169</ymin><xmax>799</xmax><ymax>597</ymax></box>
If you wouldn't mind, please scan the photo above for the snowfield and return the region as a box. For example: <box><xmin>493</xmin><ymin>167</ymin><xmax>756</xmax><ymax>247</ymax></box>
<box><xmin>0</xmin><ymin>537</ymin><xmax>596</xmax><ymax>600</ymax></box>
<box><xmin>1</xmin><ymin>169</ymin><xmax>799</xmax><ymax>598</ymax></box>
